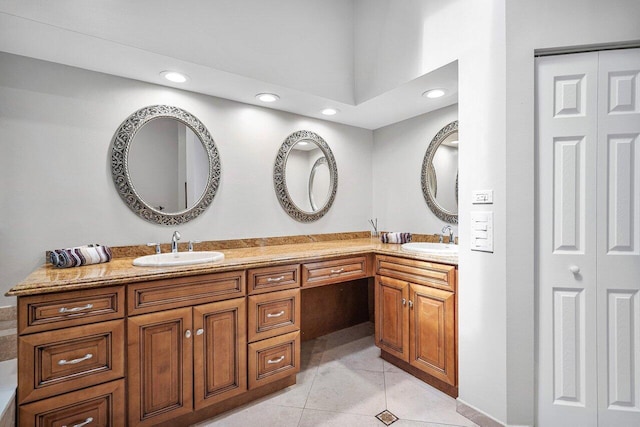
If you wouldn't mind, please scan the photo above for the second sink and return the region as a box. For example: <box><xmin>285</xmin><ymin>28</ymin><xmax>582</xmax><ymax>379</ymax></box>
<box><xmin>401</xmin><ymin>242</ymin><xmax>458</xmax><ymax>255</ymax></box>
<box><xmin>133</xmin><ymin>251</ymin><xmax>225</xmax><ymax>267</ymax></box>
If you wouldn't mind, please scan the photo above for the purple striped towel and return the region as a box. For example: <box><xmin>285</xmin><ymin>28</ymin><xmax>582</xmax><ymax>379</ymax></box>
<box><xmin>380</xmin><ymin>232</ymin><xmax>412</xmax><ymax>244</ymax></box>
<box><xmin>49</xmin><ymin>244</ymin><xmax>113</xmax><ymax>268</ymax></box>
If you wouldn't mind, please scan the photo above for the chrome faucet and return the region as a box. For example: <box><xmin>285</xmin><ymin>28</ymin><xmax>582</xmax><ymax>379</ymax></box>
<box><xmin>171</xmin><ymin>231</ymin><xmax>181</xmax><ymax>253</ymax></box>
<box><xmin>442</xmin><ymin>225</ymin><xmax>454</xmax><ymax>244</ymax></box>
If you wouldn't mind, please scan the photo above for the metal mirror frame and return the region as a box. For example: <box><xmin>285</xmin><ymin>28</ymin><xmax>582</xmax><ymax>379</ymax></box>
<box><xmin>308</xmin><ymin>156</ymin><xmax>328</xmax><ymax>211</ymax></box>
<box><xmin>274</xmin><ymin>130</ymin><xmax>338</xmax><ymax>222</ymax></box>
<box><xmin>421</xmin><ymin>120</ymin><xmax>458</xmax><ymax>224</ymax></box>
<box><xmin>110</xmin><ymin>105</ymin><xmax>221</xmax><ymax>225</ymax></box>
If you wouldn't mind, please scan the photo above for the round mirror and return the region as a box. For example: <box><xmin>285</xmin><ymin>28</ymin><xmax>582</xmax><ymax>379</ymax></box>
<box><xmin>421</xmin><ymin>120</ymin><xmax>458</xmax><ymax>224</ymax></box>
<box><xmin>274</xmin><ymin>130</ymin><xmax>338</xmax><ymax>222</ymax></box>
<box><xmin>111</xmin><ymin>105</ymin><xmax>221</xmax><ymax>225</ymax></box>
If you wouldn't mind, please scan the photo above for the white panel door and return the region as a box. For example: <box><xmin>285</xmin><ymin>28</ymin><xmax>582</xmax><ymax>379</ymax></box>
<box><xmin>537</xmin><ymin>52</ymin><xmax>599</xmax><ymax>427</ymax></box>
<box><xmin>596</xmin><ymin>48</ymin><xmax>640</xmax><ymax>427</ymax></box>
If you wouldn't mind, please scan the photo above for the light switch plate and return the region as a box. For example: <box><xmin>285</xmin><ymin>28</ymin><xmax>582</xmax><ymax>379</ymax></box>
<box><xmin>470</xmin><ymin>211</ymin><xmax>493</xmax><ymax>253</ymax></box>
<box><xmin>472</xmin><ymin>190</ymin><xmax>493</xmax><ymax>204</ymax></box>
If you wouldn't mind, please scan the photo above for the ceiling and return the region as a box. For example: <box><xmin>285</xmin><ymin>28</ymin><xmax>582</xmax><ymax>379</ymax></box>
<box><xmin>0</xmin><ymin>0</ymin><xmax>458</xmax><ymax>130</ymax></box>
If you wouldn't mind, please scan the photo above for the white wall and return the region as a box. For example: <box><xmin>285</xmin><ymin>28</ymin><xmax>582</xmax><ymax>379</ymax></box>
<box><xmin>372</xmin><ymin>104</ymin><xmax>458</xmax><ymax>235</ymax></box>
<box><xmin>0</xmin><ymin>53</ymin><xmax>373</xmax><ymax>307</ymax></box>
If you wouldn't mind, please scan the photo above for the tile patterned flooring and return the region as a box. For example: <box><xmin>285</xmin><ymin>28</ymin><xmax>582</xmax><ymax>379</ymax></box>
<box><xmin>193</xmin><ymin>322</ymin><xmax>477</xmax><ymax>427</ymax></box>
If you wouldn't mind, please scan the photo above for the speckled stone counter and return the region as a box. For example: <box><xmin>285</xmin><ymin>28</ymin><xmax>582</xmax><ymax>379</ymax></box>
<box><xmin>6</xmin><ymin>237</ymin><xmax>457</xmax><ymax>297</ymax></box>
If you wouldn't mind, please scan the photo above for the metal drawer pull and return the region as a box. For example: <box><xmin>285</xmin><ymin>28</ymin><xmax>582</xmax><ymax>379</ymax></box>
<box><xmin>59</xmin><ymin>303</ymin><xmax>94</xmax><ymax>314</ymax></box>
<box><xmin>267</xmin><ymin>311</ymin><xmax>285</xmax><ymax>318</ymax></box>
<box><xmin>63</xmin><ymin>417</ymin><xmax>94</xmax><ymax>427</ymax></box>
<box><xmin>196</xmin><ymin>328</ymin><xmax>204</xmax><ymax>336</ymax></box>
<box><xmin>58</xmin><ymin>353</ymin><xmax>93</xmax><ymax>365</ymax></box>
<box><xmin>330</xmin><ymin>268</ymin><xmax>345</xmax><ymax>274</ymax></box>
<box><xmin>266</xmin><ymin>276</ymin><xmax>285</xmax><ymax>282</ymax></box>
<box><xmin>267</xmin><ymin>355</ymin><xmax>285</xmax><ymax>364</ymax></box>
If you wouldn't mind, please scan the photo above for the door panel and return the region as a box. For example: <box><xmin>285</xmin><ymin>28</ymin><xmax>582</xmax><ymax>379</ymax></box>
<box><xmin>127</xmin><ymin>308</ymin><xmax>193</xmax><ymax>426</ymax></box>
<box><xmin>537</xmin><ymin>51</ymin><xmax>599</xmax><ymax>427</ymax></box>
<box><xmin>597</xmin><ymin>48</ymin><xmax>640</xmax><ymax>426</ymax></box>
<box><xmin>193</xmin><ymin>298</ymin><xmax>247</xmax><ymax>409</ymax></box>
<box><xmin>409</xmin><ymin>284</ymin><xmax>455</xmax><ymax>386</ymax></box>
<box><xmin>374</xmin><ymin>275</ymin><xmax>409</xmax><ymax>362</ymax></box>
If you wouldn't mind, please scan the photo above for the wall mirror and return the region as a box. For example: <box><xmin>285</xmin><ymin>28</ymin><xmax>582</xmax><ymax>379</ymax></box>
<box><xmin>111</xmin><ymin>105</ymin><xmax>221</xmax><ymax>225</ymax></box>
<box><xmin>274</xmin><ymin>130</ymin><xmax>338</xmax><ymax>222</ymax></box>
<box><xmin>421</xmin><ymin>120</ymin><xmax>458</xmax><ymax>224</ymax></box>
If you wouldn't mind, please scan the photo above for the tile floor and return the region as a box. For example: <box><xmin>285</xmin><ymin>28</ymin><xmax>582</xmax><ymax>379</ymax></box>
<box><xmin>193</xmin><ymin>322</ymin><xmax>477</xmax><ymax>427</ymax></box>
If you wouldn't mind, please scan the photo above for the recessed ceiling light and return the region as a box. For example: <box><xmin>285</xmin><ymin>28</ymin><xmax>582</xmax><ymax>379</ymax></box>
<box><xmin>321</xmin><ymin>108</ymin><xmax>339</xmax><ymax>116</ymax></box>
<box><xmin>422</xmin><ymin>89</ymin><xmax>446</xmax><ymax>99</ymax></box>
<box><xmin>298</xmin><ymin>141</ymin><xmax>309</xmax><ymax>146</ymax></box>
<box><xmin>451</xmin><ymin>140</ymin><xmax>459</xmax><ymax>145</ymax></box>
<box><xmin>160</xmin><ymin>71</ymin><xmax>189</xmax><ymax>83</ymax></box>
<box><xmin>256</xmin><ymin>93</ymin><xmax>280</xmax><ymax>103</ymax></box>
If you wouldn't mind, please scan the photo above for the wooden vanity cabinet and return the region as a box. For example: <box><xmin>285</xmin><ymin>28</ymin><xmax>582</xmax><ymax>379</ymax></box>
<box><xmin>127</xmin><ymin>274</ymin><xmax>247</xmax><ymax>427</ymax></box>
<box><xmin>374</xmin><ymin>255</ymin><xmax>457</xmax><ymax>396</ymax></box>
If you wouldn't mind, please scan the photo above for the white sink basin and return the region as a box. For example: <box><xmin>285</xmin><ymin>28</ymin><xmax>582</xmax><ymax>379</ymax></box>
<box><xmin>133</xmin><ymin>251</ymin><xmax>225</xmax><ymax>267</ymax></box>
<box><xmin>401</xmin><ymin>242</ymin><xmax>458</xmax><ymax>255</ymax></box>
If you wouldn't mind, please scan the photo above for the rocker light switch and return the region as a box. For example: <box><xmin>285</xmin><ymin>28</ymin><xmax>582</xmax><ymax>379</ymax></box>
<box><xmin>471</xmin><ymin>211</ymin><xmax>493</xmax><ymax>253</ymax></box>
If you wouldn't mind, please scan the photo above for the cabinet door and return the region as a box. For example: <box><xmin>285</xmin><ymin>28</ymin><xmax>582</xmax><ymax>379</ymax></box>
<box><xmin>374</xmin><ymin>275</ymin><xmax>409</xmax><ymax>362</ymax></box>
<box><xmin>127</xmin><ymin>307</ymin><xmax>193</xmax><ymax>427</ymax></box>
<box><xmin>193</xmin><ymin>298</ymin><xmax>247</xmax><ymax>410</ymax></box>
<box><xmin>409</xmin><ymin>283</ymin><xmax>455</xmax><ymax>386</ymax></box>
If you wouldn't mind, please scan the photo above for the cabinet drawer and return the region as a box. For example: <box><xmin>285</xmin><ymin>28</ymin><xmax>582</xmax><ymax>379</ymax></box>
<box><xmin>248</xmin><ymin>264</ymin><xmax>300</xmax><ymax>294</ymax></box>
<box><xmin>248</xmin><ymin>331</ymin><xmax>300</xmax><ymax>389</ymax></box>
<box><xmin>18</xmin><ymin>319</ymin><xmax>125</xmax><ymax>404</ymax></box>
<box><xmin>18</xmin><ymin>379</ymin><xmax>125</xmax><ymax>427</ymax></box>
<box><xmin>18</xmin><ymin>286</ymin><xmax>124</xmax><ymax>334</ymax></box>
<box><xmin>301</xmin><ymin>256</ymin><xmax>368</xmax><ymax>288</ymax></box>
<box><xmin>248</xmin><ymin>289</ymin><xmax>300</xmax><ymax>342</ymax></box>
<box><xmin>375</xmin><ymin>255</ymin><xmax>456</xmax><ymax>292</ymax></box>
<box><xmin>128</xmin><ymin>271</ymin><xmax>245</xmax><ymax>315</ymax></box>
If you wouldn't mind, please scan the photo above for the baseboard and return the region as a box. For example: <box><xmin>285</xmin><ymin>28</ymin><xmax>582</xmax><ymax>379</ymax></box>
<box><xmin>456</xmin><ymin>399</ymin><xmax>505</xmax><ymax>427</ymax></box>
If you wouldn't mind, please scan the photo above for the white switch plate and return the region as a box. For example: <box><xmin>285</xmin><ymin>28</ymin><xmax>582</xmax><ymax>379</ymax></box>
<box><xmin>472</xmin><ymin>190</ymin><xmax>493</xmax><ymax>204</ymax></box>
<box><xmin>470</xmin><ymin>211</ymin><xmax>493</xmax><ymax>253</ymax></box>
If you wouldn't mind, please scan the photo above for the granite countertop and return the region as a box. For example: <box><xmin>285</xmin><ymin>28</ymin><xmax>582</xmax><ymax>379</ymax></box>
<box><xmin>6</xmin><ymin>238</ymin><xmax>457</xmax><ymax>297</ymax></box>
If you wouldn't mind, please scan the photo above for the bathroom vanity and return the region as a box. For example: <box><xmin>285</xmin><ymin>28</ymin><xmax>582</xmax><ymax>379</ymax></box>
<box><xmin>8</xmin><ymin>237</ymin><xmax>457</xmax><ymax>427</ymax></box>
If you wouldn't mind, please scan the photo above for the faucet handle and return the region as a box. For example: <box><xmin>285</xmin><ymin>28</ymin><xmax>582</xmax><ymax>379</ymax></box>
<box><xmin>188</xmin><ymin>240</ymin><xmax>202</xmax><ymax>252</ymax></box>
<box><xmin>147</xmin><ymin>242</ymin><xmax>161</xmax><ymax>254</ymax></box>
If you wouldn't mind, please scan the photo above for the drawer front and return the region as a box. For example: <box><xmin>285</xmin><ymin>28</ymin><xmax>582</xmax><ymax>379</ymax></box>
<box><xmin>128</xmin><ymin>270</ymin><xmax>245</xmax><ymax>315</ymax></box>
<box><xmin>248</xmin><ymin>264</ymin><xmax>300</xmax><ymax>294</ymax></box>
<box><xmin>248</xmin><ymin>289</ymin><xmax>300</xmax><ymax>342</ymax></box>
<box><xmin>18</xmin><ymin>320</ymin><xmax>125</xmax><ymax>404</ymax></box>
<box><xmin>19</xmin><ymin>379</ymin><xmax>125</xmax><ymax>427</ymax></box>
<box><xmin>301</xmin><ymin>256</ymin><xmax>368</xmax><ymax>288</ymax></box>
<box><xmin>19</xmin><ymin>287</ymin><xmax>124</xmax><ymax>334</ymax></box>
<box><xmin>248</xmin><ymin>331</ymin><xmax>300</xmax><ymax>389</ymax></box>
<box><xmin>375</xmin><ymin>255</ymin><xmax>456</xmax><ymax>292</ymax></box>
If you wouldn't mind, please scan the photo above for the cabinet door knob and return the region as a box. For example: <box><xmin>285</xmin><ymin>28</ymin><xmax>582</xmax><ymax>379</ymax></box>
<box><xmin>185</xmin><ymin>330</ymin><xmax>192</xmax><ymax>339</ymax></box>
<box><xmin>196</xmin><ymin>328</ymin><xmax>204</xmax><ymax>336</ymax></box>
<box><xmin>402</xmin><ymin>298</ymin><xmax>406</xmax><ymax>306</ymax></box>
<box><xmin>408</xmin><ymin>300</ymin><xmax>414</xmax><ymax>309</ymax></box>
<box><xmin>569</xmin><ymin>265</ymin><xmax>580</xmax><ymax>274</ymax></box>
